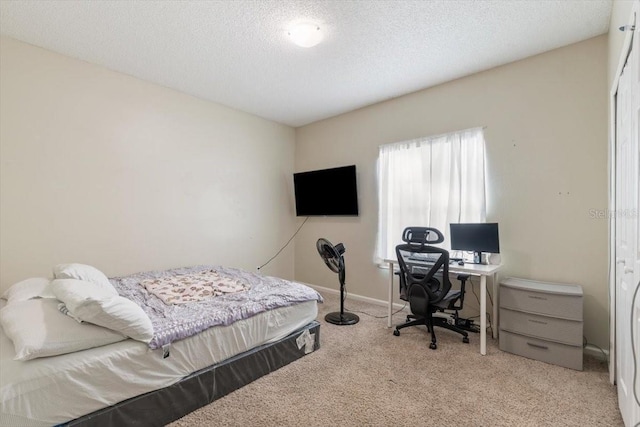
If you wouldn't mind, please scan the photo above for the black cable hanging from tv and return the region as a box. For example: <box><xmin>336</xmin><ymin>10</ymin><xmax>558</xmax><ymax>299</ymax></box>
<box><xmin>256</xmin><ymin>217</ymin><xmax>309</xmax><ymax>272</ymax></box>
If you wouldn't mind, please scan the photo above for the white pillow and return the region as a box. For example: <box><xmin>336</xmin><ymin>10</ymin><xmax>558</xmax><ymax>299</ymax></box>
<box><xmin>50</xmin><ymin>279</ymin><xmax>115</xmax><ymax>312</ymax></box>
<box><xmin>51</xmin><ymin>278</ymin><xmax>154</xmax><ymax>343</ymax></box>
<box><xmin>0</xmin><ymin>299</ymin><xmax>126</xmax><ymax>361</ymax></box>
<box><xmin>1</xmin><ymin>277</ymin><xmax>56</xmax><ymax>304</ymax></box>
<box><xmin>53</xmin><ymin>263</ymin><xmax>117</xmax><ymax>295</ymax></box>
<box><xmin>72</xmin><ymin>296</ymin><xmax>154</xmax><ymax>343</ymax></box>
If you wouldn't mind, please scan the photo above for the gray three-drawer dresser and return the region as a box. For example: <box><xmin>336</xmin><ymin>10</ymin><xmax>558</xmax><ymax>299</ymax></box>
<box><xmin>498</xmin><ymin>277</ymin><xmax>583</xmax><ymax>370</ymax></box>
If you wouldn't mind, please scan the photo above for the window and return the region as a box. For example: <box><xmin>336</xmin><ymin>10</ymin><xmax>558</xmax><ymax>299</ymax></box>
<box><xmin>375</xmin><ymin>127</ymin><xmax>487</xmax><ymax>262</ymax></box>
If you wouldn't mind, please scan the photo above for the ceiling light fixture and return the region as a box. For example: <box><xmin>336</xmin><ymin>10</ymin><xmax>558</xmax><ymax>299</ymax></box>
<box><xmin>287</xmin><ymin>22</ymin><xmax>323</xmax><ymax>48</ymax></box>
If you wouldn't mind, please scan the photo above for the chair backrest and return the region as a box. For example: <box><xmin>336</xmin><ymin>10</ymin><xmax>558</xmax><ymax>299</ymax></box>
<box><xmin>395</xmin><ymin>227</ymin><xmax>451</xmax><ymax>305</ymax></box>
<box><xmin>401</xmin><ymin>227</ymin><xmax>444</xmax><ymax>245</ymax></box>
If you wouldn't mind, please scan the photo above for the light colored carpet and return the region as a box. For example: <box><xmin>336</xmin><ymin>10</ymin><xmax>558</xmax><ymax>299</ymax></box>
<box><xmin>169</xmin><ymin>292</ymin><xmax>622</xmax><ymax>426</ymax></box>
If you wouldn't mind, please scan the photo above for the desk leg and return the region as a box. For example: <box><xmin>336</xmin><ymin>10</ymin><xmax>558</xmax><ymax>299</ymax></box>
<box><xmin>492</xmin><ymin>273</ymin><xmax>498</xmax><ymax>340</ymax></box>
<box><xmin>480</xmin><ymin>275</ymin><xmax>487</xmax><ymax>355</ymax></box>
<box><xmin>388</xmin><ymin>261</ymin><xmax>394</xmax><ymax>328</ymax></box>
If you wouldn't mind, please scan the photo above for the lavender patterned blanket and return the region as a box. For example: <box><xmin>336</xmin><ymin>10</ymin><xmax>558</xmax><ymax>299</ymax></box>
<box><xmin>111</xmin><ymin>265</ymin><xmax>323</xmax><ymax>349</ymax></box>
<box><xmin>141</xmin><ymin>269</ymin><xmax>251</xmax><ymax>305</ymax></box>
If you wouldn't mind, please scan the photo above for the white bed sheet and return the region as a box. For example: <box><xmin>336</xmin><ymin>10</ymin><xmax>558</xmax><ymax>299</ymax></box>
<box><xmin>0</xmin><ymin>299</ymin><xmax>318</xmax><ymax>427</ymax></box>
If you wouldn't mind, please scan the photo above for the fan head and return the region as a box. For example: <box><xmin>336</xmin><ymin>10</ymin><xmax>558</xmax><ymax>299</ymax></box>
<box><xmin>316</xmin><ymin>238</ymin><xmax>345</xmax><ymax>274</ymax></box>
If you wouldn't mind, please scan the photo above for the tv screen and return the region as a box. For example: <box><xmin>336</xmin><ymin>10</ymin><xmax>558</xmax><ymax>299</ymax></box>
<box><xmin>449</xmin><ymin>223</ymin><xmax>500</xmax><ymax>254</ymax></box>
<box><xmin>293</xmin><ymin>165</ymin><xmax>359</xmax><ymax>216</ymax></box>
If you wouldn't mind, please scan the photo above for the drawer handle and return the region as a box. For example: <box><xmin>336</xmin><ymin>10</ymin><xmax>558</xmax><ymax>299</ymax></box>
<box><xmin>528</xmin><ymin>295</ymin><xmax>547</xmax><ymax>300</ymax></box>
<box><xmin>526</xmin><ymin>342</ymin><xmax>549</xmax><ymax>350</ymax></box>
<box><xmin>528</xmin><ymin>319</ymin><xmax>548</xmax><ymax>325</ymax></box>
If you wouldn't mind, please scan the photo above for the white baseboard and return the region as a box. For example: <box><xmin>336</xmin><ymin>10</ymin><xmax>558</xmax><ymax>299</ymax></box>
<box><xmin>307</xmin><ymin>284</ymin><xmax>408</xmax><ymax>311</ymax></box>
<box><xmin>584</xmin><ymin>344</ymin><xmax>609</xmax><ymax>361</ymax></box>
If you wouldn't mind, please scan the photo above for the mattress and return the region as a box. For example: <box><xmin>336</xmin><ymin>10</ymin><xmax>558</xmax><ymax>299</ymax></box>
<box><xmin>0</xmin><ymin>299</ymin><xmax>318</xmax><ymax>427</ymax></box>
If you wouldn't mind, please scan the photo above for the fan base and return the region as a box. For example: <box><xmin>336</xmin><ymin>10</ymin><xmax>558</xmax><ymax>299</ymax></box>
<box><xmin>325</xmin><ymin>312</ymin><xmax>359</xmax><ymax>325</ymax></box>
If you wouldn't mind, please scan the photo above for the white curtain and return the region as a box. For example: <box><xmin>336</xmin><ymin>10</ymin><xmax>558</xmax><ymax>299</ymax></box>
<box><xmin>375</xmin><ymin>127</ymin><xmax>487</xmax><ymax>263</ymax></box>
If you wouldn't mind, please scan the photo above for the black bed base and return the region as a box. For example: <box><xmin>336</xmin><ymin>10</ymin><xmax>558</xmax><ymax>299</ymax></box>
<box><xmin>64</xmin><ymin>321</ymin><xmax>320</xmax><ymax>427</ymax></box>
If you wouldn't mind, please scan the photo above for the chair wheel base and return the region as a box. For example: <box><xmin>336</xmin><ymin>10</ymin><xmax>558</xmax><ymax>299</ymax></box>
<box><xmin>463</xmin><ymin>336</ymin><xmax>469</xmax><ymax>343</ymax></box>
<box><xmin>429</xmin><ymin>342</ymin><xmax>437</xmax><ymax>350</ymax></box>
<box><xmin>393</xmin><ymin>329</ymin><xmax>400</xmax><ymax>336</ymax></box>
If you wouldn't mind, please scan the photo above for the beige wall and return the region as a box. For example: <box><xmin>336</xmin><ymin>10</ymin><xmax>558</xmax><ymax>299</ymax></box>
<box><xmin>0</xmin><ymin>37</ymin><xmax>296</xmax><ymax>289</ymax></box>
<box><xmin>0</xmin><ymin>29</ymin><xmax>614</xmax><ymax>348</ymax></box>
<box><xmin>294</xmin><ymin>36</ymin><xmax>609</xmax><ymax>349</ymax></box>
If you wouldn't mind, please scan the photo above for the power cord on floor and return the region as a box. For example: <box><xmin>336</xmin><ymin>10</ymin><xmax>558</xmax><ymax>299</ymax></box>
<box><xmin>349</xmin><ymin>276</ymin><xmax>494</xmax><ymax>331</ymax></box>
<box><xmin>347</xmin><ymin>276</ymin><xmax>495</xmax><ymax>332</ymax></box>
<box><xmin>469</xmin><ymin>277</ymin><xmax>493</xmax><ymax>335</ymax></box>
<box><xmin>343</xmin><ymin>287</ymin><xmax>407</xmax><ymax>318</ymax></box>
<box><xmin>582</xmin><ymin>336</ymin><xmax>609</xmax><ymax>363</ymax></box>
<box><xmin>344</xmin><ymin>304</ymin><xmax>407</xmax><ymax>319</ymax></box>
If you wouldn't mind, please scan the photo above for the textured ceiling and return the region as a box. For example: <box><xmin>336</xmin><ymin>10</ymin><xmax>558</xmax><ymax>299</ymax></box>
<box><xmin>0</xmin><ymin>0</ymin><xmax>612</xmax><ymax>127</ymax></box>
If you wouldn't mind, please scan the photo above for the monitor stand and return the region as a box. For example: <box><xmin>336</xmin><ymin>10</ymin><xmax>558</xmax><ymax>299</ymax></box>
<box><xmin>473</xmin><ymin>251</ymin><xmax>482</xmax><ymax>264</ymax></box>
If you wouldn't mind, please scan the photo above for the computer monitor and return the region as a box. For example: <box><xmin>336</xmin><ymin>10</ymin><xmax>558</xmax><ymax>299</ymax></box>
<box><xmin>449</xmin><ymin>223</ymin><xmax>500</xmax><ymax>264</ymax></box>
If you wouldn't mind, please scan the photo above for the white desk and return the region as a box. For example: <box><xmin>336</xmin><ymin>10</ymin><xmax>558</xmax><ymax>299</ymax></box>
<box><xmin>384</xmin><ymin>258</ymin><xmax>502</xmax><ymax>355</ymax></box>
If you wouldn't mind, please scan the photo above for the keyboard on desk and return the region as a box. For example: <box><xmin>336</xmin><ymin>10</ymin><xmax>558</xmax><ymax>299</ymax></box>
<box><xmin>407</xmin><ymin>253</ymin><xmax>440</xmax><ymax>263</ymax></box>
<box><xmin>410</xmin><ymin>265</ymin><xmax>432</xmax><ymax>275</ymax></box>
<box><xmin>404</xmin><ymin>253</ymin><xmax>438</xmax><ymax>275</ymax></box>
<box><xmin>404</xmin><ymin>253</ymin><xmax>464</xmax><ymax>275</ymax></box>
<box><xmin>406</xmin><ymin>254</ymin><xmax>462</xmax><ymax>263</ymax></box>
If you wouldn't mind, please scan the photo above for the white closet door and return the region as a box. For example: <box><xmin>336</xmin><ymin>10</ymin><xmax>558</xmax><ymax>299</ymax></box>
<box><xmin>632</xmin><ymin>17</ymin><xmax>640</xmax><ymax>424</ymax></box>
<box><xmin>615</xmin><ymin>16</ymin><xmax>640</xmax><ymax>427</ymax></box>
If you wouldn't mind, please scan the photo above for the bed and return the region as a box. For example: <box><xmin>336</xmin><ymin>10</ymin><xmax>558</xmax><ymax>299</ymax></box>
<box><xmin>0</xmin><ymin>264</ymin><xmax>323</xmax><ymax>426</ymax></box>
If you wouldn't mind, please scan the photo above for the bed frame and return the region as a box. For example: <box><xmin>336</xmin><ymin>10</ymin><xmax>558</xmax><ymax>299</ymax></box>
<box><xmin>65</xmin><ymin>321</ymin><xmax>320</xmax><ymax>426</ymax></box>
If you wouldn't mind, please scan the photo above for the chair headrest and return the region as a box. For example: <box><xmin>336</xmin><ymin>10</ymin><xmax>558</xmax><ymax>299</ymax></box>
<box><xmin>401</xmin><ymin>227</ymin><xmax>444</xmax><ymax>245</ymax></box>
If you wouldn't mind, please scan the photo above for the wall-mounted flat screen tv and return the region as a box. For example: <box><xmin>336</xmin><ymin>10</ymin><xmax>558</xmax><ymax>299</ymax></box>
<box><xmin>293</xmin><ymin>165</ymin><xmax>359</xmax><ymax>216</ymax></box>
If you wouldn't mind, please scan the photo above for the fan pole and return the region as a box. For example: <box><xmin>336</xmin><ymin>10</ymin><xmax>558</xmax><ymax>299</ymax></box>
<box><xmin>325</xmin><ymin>264</ymin><xmax>359</xmax><ymax>326</ymax></box>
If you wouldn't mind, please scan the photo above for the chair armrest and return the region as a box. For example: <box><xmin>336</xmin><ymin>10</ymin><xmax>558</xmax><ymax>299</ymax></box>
<box><xmin>450</xmin><ymin>274</ymin><xmax>470</xmax><ymax>310</ymax></box>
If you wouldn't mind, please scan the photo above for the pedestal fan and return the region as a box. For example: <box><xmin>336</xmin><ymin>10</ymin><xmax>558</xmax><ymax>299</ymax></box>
<box><xmin>316</xmin><ymin>238</ymin><xmax>359</xmax><ymax>325</ymax></box>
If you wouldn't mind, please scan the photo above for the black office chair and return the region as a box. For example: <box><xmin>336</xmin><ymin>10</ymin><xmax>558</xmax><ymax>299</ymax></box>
<box><xmin>392</xmin><ymin>227</ymin><xmax>469</xmax><ymax>349</ymax></box>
